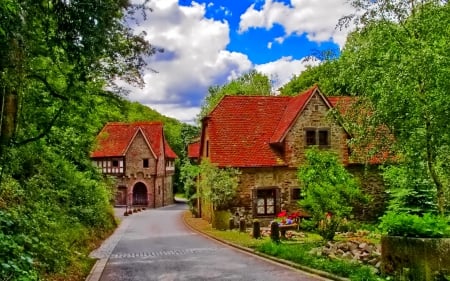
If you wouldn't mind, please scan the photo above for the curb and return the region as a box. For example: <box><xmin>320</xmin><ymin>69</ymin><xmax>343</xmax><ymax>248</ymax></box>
<box><xmin>182</xmin><ymin>211</ymin><xmax>349</xmax><ymax>281</ymax></box>
<box><xmin>85</xmin><ymin>258</ymin><xmax>107</xmax><ymax>281</ymax></box>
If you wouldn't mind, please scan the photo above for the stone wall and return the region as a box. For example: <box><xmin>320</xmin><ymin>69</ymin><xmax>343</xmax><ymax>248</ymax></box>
<box><xmin>126</xmin><ymin>131</ymin><xmax>157</xmax><ymax>177</ymax></box>
<box><xmin>116</xmin><ymin>130</ymin><xmax>173</xmax><ymax>208</ymax></box>
<box><xmin>284</xmin><ymin>93</ymin><xmax>349</xmax><ymax>167</ymax></box>
<box><xmin>229</xmin><ymin>167</ymin><xmax>299</xmax><ymax>226</ymax></box>
<box><xmin>381</xmin><ymin>236</ymin><xmax>450</xmax><ymax>280</ymax></box>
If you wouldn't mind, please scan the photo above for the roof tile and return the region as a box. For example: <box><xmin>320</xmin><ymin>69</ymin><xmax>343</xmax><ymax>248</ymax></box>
<box><xmin>91</xmin><ymin>121</ymin><xmax>177</xmax><ymax>159</ymax></box>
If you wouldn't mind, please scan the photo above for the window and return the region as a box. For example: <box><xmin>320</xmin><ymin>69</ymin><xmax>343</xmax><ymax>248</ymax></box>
<box><xmin>291</xmin><ymin>187</ymin><xmax>302</xmax><ymax>201</ymax></box>
<box><xmin>306</xmin><ymin>130</ymin><xmax>316</xmax><ymax>146</ymax></box>
<box><xmin>253</xmin><ymin>188</ymin><xmax>280</xmax><ymax>216</ymax></box>
<box><xmin>143</xmin><ymin>159</ymin><xmax>149</xmax><ymax>168</ymax></box>
<box><xmin>318</xmin><ymin>130</ymin><xmax>329</xmax><ymax>146</ymax></box>
<box><xmin>305</xmin><ymin>128</ymin><xmax>330</xmax><ymax>147</ymax></box>
<box><xmin>112</xmin><ymin>160</ymin><xmax>119</xmax><ymax>167</ymax></box>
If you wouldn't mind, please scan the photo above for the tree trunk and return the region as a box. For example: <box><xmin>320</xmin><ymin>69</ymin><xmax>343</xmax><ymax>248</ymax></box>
<box><xmin>425</xmin><ymin>120</ymin><xmax>445</xmax><ymax>215</ymax></box>
<box><xmin>0</xmin><ymin>90</ymin><xmax>18</xmax><ymax>147</ymax></box>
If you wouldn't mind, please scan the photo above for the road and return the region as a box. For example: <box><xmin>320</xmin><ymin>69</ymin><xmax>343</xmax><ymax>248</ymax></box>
<box><xmin>91</xmin><ymin>203</ymin><xmax>329</xmax><ymax>281</ymax></box>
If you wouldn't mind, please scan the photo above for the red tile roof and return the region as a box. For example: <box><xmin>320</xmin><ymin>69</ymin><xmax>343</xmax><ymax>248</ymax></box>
<box><xmin>91</xmin><ymin>122</ymin><xmax>177</xmax><ymax>159</ymax></box>
<box><xmin>202</xmin><ymin>86</ymin><xmax>337</xmax><ymax>168</ymax></box>
<box><xmin>270</xmin><ymin>85</ymin><xmax>331</xmax><ymax>143</ymax></box>
<box><xmin>204</xmin><ymin>95</ymin><xmax>290</xmax><ymax>167</ymax></box>
<box><xmin>188</xmin><ymin>141</ymin><xmax>200</xmax><ymax>159</ymax></box>
<box><xmin>165</xmin><ymin>141</ymin><xmax>178</xmax><ymax>159</ymax></box>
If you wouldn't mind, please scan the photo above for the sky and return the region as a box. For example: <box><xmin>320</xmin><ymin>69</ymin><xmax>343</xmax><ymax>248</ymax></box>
<box><xmin>124</xmin><ymin>0</ymin><xmax>356</xmax><ymax>124</ymax></box>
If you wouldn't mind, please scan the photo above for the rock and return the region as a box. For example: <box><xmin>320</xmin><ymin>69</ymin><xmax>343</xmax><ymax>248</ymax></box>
<box><xmin>375</xmin><ymin>261</ymin><xmax>381</xmax><ymax>268</ymax></box>
<box><xmin>358</xmin><ymin>242</ymin><xmax>368</xmax><ymax>249</ymax></box>
<box><xmin>342</xmin><ymin>252</ymin><xmax>353</xmax><ymax>260</ymax></box>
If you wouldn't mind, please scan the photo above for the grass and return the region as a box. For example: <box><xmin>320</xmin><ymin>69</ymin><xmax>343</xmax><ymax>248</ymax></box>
<box><xmin>184</xmin><ymin>211</ymin><xmax>387</xmax><ymax>281</ymax></box>
<box><xmin>174</xmin><ymin>193</ymin><xmax>187</xmax><ymax>199</ymax></box>
<box><xmin>257</xmin><ymin>242</ymin><xmax>385</xmax><ymax>281</ymax></box>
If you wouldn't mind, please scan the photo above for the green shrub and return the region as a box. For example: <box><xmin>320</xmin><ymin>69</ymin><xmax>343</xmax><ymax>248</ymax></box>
<box><xmin>256</xmin><ymin>241</ymin><xmax>386</xmax><ymax>281</ymax></box>
<box><xmin>379</xmin><ymin>212</ymin><xmax>450</xmax><ymax>238</ymax></box>
<box><xmin>297</xmin><ymin>148</ymin><xmax>367</xmax><ymax>240</ymax></box>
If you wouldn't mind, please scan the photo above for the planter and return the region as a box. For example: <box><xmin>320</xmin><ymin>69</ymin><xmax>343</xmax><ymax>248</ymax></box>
<box><xmin>381</xmin><ymin>236</ymin><xmax>450</xmax><ymax>281</ymax></box>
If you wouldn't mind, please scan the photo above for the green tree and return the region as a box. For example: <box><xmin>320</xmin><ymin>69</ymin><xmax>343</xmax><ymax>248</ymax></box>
<box><xmin>298</xmin><ymin>148</ymin><xmax>365</xmax><ymax>240</ymax></box>
<box><xmin>279</xmin><ymin>60</ymin><xmax>350</xmax><ymax>96</ymax></box>
<box><xmin>198</xmin><ymin>160</ymin><xmax>240</xmax><ymax>211</ymax></box>
<box><xmin>0</xmin><ymin>1</ymin><xmax>155</xmax><ymax>279</ymax></box>
<box><xmin>338</xmin><ymin>1</ymin><xmax>450</xmax><ymax>215</ymax></box>
<box><xmin>197</xmin><ymin>70</ymin><xmax>272</xmax><ymax>121</ymax></box>
<box><xmin>0</xmin><ymin>0</ymin><xmax>154</xmax><ymax>160</ymax></box>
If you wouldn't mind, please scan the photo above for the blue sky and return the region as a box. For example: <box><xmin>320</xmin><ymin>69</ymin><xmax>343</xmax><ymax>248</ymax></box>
<box><xmin>125</xmin><ymin>0</ymin><xmax>355</xmax><ymax>123</ymax></box>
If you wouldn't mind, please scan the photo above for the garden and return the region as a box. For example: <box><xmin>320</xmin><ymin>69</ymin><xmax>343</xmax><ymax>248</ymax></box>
<box><xmin>184</xmin><ymin>148</ymin><xmax>450</xmax><ymax>281</ymax></box>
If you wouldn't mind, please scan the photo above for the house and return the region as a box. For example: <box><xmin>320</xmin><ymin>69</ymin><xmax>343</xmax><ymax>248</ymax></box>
<box><xmin>198</xmin><ymin>85</ymin><xmax>385</xmax><ymax>223</ymax></box>
<box><xmin>91</xmin><ymin>121</ymin><xmax>177</xmax><ymax>208</ymax></box>
<box><xmin>187</xmin><ymin>141</ymin><xmax>200</xmax><ymax>163</ymax></box>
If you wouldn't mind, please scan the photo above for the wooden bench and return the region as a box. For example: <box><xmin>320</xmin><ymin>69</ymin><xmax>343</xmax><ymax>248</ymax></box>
<box><xmin>278</xmin><ymin>223</ymin><xmax>298</xmax><ymax>239</ymax></box>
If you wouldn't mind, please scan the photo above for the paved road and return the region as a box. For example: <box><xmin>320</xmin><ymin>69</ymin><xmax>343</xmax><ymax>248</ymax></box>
<box><xmin>92</xmin><ymin>203</ymin><xmax>329</xmax><ymax>281</ymax></box>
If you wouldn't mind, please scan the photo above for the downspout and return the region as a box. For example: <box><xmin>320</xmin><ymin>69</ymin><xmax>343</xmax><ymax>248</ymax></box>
<box><xmin>153</xmin><ymin>157</ymin><xmax>157</xmax><ymax>208</ymax></box>
<box><xmin>162</xmin><ymin>135</ymin><xmax>166</xmax><ymax>206</ymax></box>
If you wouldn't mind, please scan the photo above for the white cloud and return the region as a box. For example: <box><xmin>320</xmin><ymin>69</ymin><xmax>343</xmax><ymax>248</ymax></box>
<box><xmin>255</xmin><ymin>56</ymin><xmax>320</xmax><ymax>92</ymax></box>
<box><xmin>239</xmin><ymin>0</ymin><xmax>355</xmax><ymax>47</ymax></box>
<box><xmin>125</xmin><ymin>0</ymin><xmax>253</xmax><ymax>123</ymax></box>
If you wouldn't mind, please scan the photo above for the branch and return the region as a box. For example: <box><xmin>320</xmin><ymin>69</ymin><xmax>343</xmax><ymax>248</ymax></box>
<box><xmin>26</xmin><ymin>74</ymin><xmax>69</xmax><ymax>101</ymax></box>
<box><xmin>13</xmin><ymin>105</ymin><xmax>65</xmax><ymax>146</ymax></box>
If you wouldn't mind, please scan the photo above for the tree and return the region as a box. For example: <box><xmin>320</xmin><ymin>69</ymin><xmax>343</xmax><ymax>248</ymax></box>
<box><xmin>297</xmin><ymin>148</ymin><xmax>365</xmax><ymax>240</ymax></box>
<box><xmin>0</xmin><ymin>1</ymin><xmax>156</xmax><ymax>279</ymax></box>
<box><xmin>279</xmin><ymin>60</ymin><xmax>350</xmax><ymax>96</ymax></box>
<box><xmin>338</xmin><ymin>1</ymin><xmax>450</xmax><ymax>215</ymax></box>
<box><xmin>197</xmin><ymin>70</ymin><xmax>272</xmax><ymax>121</ymax></box>
<box><xmin>0</xmin><ymin>0</ymin><xmax>154</xmax><ymax>162</ymax></box>
<box><xmin>198</xmin><ymin>160</ymin><xmax>240</xmax><ymax>211</ymax></box>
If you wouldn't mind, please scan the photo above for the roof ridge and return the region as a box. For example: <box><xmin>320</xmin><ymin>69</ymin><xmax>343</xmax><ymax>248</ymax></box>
<box><xmin>270</xmin><ymin>86</ymin><xmax>318</xmax><ymax>143</ymax></box>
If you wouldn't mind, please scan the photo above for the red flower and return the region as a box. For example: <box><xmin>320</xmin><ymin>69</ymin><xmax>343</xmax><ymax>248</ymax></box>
<box><xmin>277</xmin><ymin>210</ymin><xmax>287</xmax><ymax>218</ymax></box>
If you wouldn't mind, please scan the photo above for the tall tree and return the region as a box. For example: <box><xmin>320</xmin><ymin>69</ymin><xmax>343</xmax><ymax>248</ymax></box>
<box><xmin>197</xmin><ymin>70</ymin><xmax>272</xmax><ymax>121</ymax></box>
<box><xmin>338</xmin><ymin>1</ymin><xmax>450</xmax><ymax>214</ymax></box>
<box><xmin>0</xmin><ymin>0</ymin><xmax>154</xmax><ymax>161</ymax></box>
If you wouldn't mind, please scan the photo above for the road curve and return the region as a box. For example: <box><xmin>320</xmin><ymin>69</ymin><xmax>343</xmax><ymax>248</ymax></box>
<box><xmin>91</xmin><ymin>204</ymin><xmax>329</xmax><ymax>281</ymax></box>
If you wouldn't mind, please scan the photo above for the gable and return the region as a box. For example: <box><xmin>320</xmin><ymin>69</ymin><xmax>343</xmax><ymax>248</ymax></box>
<box><xmin>270</xmin><ymin>86</ymin><xmax>334</xmax><ymax>144</ymax></box>
<box><xmin>124</xmin><ymin>129</ymin><xmax>157</xmax><ymax>159</ymax></box>
<box><xmin>91</xmin><ymin>122</ymin><xmax>177</xmax><ymax>160</ymax></box>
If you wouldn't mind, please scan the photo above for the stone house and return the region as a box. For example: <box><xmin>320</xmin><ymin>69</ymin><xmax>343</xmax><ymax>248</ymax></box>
<box><xmin>91</xmin><ymin>121</ymin><xmax>177</xmax><ymax>208</ymax></box>
<box><xmin>198</xmin><ymin>86</ymin><xmax>385</xmax><ymax>223</ymax></box>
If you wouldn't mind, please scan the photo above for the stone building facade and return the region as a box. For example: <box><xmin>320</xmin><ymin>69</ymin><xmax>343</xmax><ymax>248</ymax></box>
<box><xmin>198</xmin><ymin>86</ymin><xmax>385</xmax><ymax>224</ymax></box>
<box><xmin>91</xmin><ymin>122</ymin><xmax>177</xmax><ymax>208</ymax></box>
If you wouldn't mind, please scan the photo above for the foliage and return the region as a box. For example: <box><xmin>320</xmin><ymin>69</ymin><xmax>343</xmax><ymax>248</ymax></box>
<box><xmin>257</xmin><ymin>242</ymin><xmax>386</xmax><ymax>281</ymax></box>
<box><xmin>197</xmin><ymin>70</ymin><xmax>272</xmax><ymax>121</ymax></box>
<box><xmin>0</xmin><ymin>0</ymin><xmax>150</xmax><ymax>278</ymax></box>
<box><xmin>179</xmin><ymin>159</ymin><xmax>200</xmax><ymax>208</ymax></box>
<box><xmin>279</xmin><ymin>60</ymin><xmax>350</xmax><ymax>96</ymax></box>
<box><xmin>382</xmin><ymin>162</ymin><xmax>437</xmax><ymax>214</ymax></box>
<box><xmin>338</xmin><ymin>0</ymin><xmax>450</xmax><ymax>215</ymax></box>
<box><xmin>198</xmin><ymin>160</ymin><xmax>240</xmax><ymax>210</ymax></box>
<box><xmin>298</xmin><ymin>148</ymin><xmax>366</xmax><ymax>240</ymax></box>
<box><xmin>379</xmin><ymin>212</ymin><xmax>450</xmax><ymax>238</ymax></box>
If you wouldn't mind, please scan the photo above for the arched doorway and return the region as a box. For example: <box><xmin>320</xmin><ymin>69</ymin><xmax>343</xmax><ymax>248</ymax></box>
<box><xmin>132</xmin><ymin>182</ymin><xmax>148</xmax><ymax>206</ymax></box>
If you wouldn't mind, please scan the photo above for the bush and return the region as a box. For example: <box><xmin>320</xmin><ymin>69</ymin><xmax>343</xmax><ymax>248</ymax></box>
<box><xmin>379</xmin><ymin>212</ymin><xmax>450</xmax><ymax>238</ymax></box>
<box><xmin>297</xmin><ymin>148</ymin><xmax>367</xmax><ymax>240</ymax></box>
<box><xmin>256</xmin><ymin>241</ymin><xmax>385</xmax><ymax>281</ymax></box>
